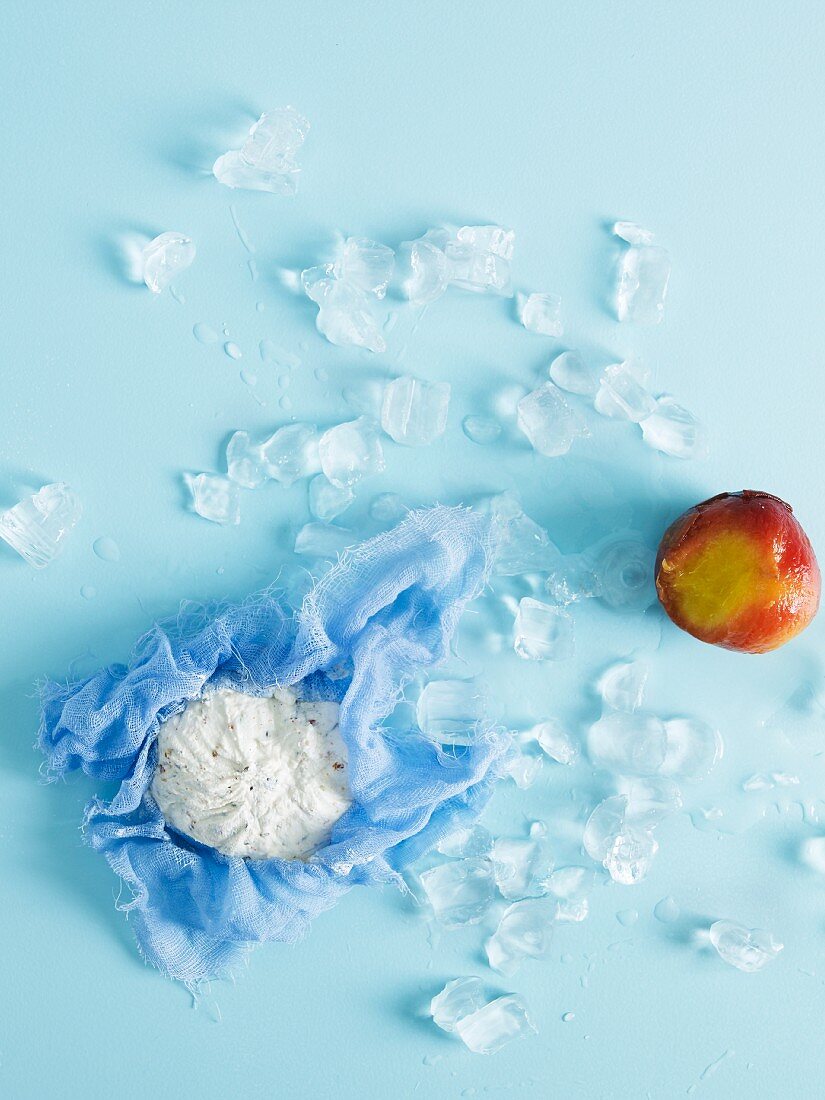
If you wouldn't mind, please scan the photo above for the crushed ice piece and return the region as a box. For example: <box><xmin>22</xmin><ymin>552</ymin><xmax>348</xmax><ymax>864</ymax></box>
<box><xmin>293</xmin><ymin>522</ymin><xmax>354</xmax><ymax>560</ymax></box>
<box><xmin>593</xmin><ymin>537</ymin><xmax>656</xmax><ymax>611</ymax></box>
<box><xmin>616</xmin><ymin>243</ymin><xmax>672</xmax><ymax>325</ymax></box>
<box><xmin>661</xmin><ymin>717</ymin><xmax>722</xmax><ymax>781</ymax></box>
<box><xmin>501</xmin><ymin>747</ymin><xmax>543</xmax><ymax>789</ymax></box>
<box><xmin>519</xmin><ymin>293</ymin><xmax>563</xmax><ymax>337</ymax></box>
<box><xmin>369</xmin><ymin>492</ymin><xmax>406</xmax><ymax>524</ymax></box>
<box><xmin>301</xmin><ymin>264</ymin><xmax>334</xmax><ymax>304</ymax></box>
<box><xmin>587</xmin><ymin>711</ymin><xmax>667</xmax><ymax>776</ymax></box>
<box><xmin>597</xmin><ymin>660</ymin><xmax>649</xmax><ymax>713</ymax></box>
<box><xmin>213</xmin><ymin>107</ymin><xmax>309</xmax><ymax>195</ymax></box>
<box><xmin>419</xmin><ymin>858</ymin><xmax>496</xmax><ymax>927</ymax></box>
<box><xmin>455</xmin><ymin>994</ymin><xmax>537</xmax><ymax>1055</ymax></box>
<box><xmin>462</xmin><ymin>415</ymin><xmax>502</xmax><ymax>446</ymax></box>
<box><xmin>619</xmin><ymin>776</ymin><xmax>684</xmax><ymax>824</ymax></box>
<box><xmin>437</xmin><ymin>825</ymin><xmax>493</xmax><ymax>859</ymax></box>
<box><xmin>333</xmin><ymin>237</ymin><xmax>395</xmax><ymax>297</ymax></box>
<box><xmin>308</xmin><ymin>475</ymin><xmax>354</xmax><ymax>522</ymax></box>
<box><xmin>583</xmin><ymin>795</ymin><xmax>658</xmax><ymax>884</ymax></box>
<box><xmin>430</xmin><ymin>977</ymin><xmax>487</xmax><ymax>1032</ymax></box>
<box><xmin>640</xmin><ymin>396</ymin><xmax>708</xmax><ymax>459</ymax></box>
<box><xmin>142</xmin><ymin>232</ymin><xmax>195</xmax><ymax>294</ymax></box>
<box><xmin>261</xmin><ymin>423</ymin><xmax>321</xmax><ymax>486</ymax></box>
<box><xmin>318</xmin><ymin>417</ymin><xmax>385</xmax><ymax>488</ymax></box>
<box><xmin>314</xmin><ymin>281</ymin><xmax>387</xmax><ymax>353</ymax></box>
<box><xmin>400</xmin><ymin>237</ymin><xmax>451</xmax><ymax>305</ymax></box>
<box><xmin>548</xmin><ymin>867</ymin><xmax>591</xmax><ymax>922</ymax></box>
<box><xmin>416</xmin><ymin>679</ymin><xmax>487</xmax><ymax>745</ymax></box>
<box><xmin>491</xmin><ymin>834</ymin><xmax>554</xmax><ymax>900</ymax></box>
<box><xmin>514</xmin><ymin>598</ymin><xmax>574</xmax><ymax>661</ymax></box>
<box><xmin>485</xmin><ymin>899</ymin><xmax>554</xmax><ymax>974</ymax></box>
<box><xmin>490</xmin><ymin>492</ymin><xmax>560</xmax><ymax>576</ymax></box>
<box><xmin>517</xmin><ymin>382</ymin><xmax>587</xmax><ymax>458</ymax></box>
<box><xmin>709</xmin><ymin>920</ymin><xmax>783</xmax><ymax>972</ymax></box>
<box><xmin>0</xmin><ymin>483</ymin><xmax>82</xmax><ymax>568</ymax></box>
<box><xmin>456</xmin><ymin>225</ymin><xmax>515</xmax><ymax>260</ymax></box>
<box><xmin>184</xmin><ymin>473</ymin><xmax>240</xmax><ymax>525</ymax></box>
<box><xmin>545</xmin><ymin>553</ymin><xmax>601</xmax><ymax>605</ymax></box>
<box><xmin>800</xmin><ymin>837</ymin><xmax>825</xmax><ymax>872</ymax></box>
<box><xmin>530</xmin><ymin>719</ymin><xmax>579</xmax><ymax>765</ymax></box>
<box><xmin>445</xmin><ymin>224</ymin><xmax>515</xmax><ymax>296</ymax></box>
<box><xmin>653</xmin><ymin>896</ymin><xmax>680</xmax><ymax>923</ymax></box>
<box><xmin>226</xmin><ymin>430</ymin><xmax>267</xmax><ymax>488</ymax></box>
<box><xmin>381</xmin><ymin>376</ymin><xmax>451</xmax><ymax>446</ymax></box>
<box><xmin>613</xmin><ymin>221</ymin><xmax>655</xmax><ymax>246</ymax></box>
<box><xmin>548</xmin><ymin>350</ymin><xmax>600</xmax><ymax>397</ymax></box>
<box><xmin>594</xmin><ymin>361</ymin><xmax>658</xmax><ymax>422</ymax></box>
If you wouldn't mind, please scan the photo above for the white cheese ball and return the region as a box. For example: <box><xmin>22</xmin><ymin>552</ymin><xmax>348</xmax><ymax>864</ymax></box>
<box><xmin>150</xmin><ymin>687</ymin><xmax>351</xmax><ymax>860</ymax></box>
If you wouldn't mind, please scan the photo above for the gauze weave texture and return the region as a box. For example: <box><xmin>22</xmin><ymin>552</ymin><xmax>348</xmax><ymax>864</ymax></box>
<box><xmin>39</xmin><ymin>507</ymin><xmax>509</xmax><ymax>983</ymax></box>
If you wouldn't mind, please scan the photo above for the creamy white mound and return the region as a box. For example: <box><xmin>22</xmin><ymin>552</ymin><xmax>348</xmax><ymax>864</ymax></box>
<box><xmin>150</xmin><ymin>687</ymin><xmax>351</xmax><ymax>860</ymax></box>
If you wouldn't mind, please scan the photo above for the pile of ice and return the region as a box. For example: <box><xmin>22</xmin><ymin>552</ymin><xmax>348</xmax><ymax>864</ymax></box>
<box><xmin>213</xmin><ymin>107</ymin><xmax>310</xmax><ymax>195</ymax></box>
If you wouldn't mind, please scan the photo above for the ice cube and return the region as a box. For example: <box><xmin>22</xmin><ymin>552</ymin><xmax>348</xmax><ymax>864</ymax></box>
<box><xmin>369</xmin><ymin>492</ymin><xmax>406</xmax><ymax>524</ymax></box>
<box><xmin>596</xmin><ymin>660</ymin><xmax>649</xmax><ymax>713</ymax></box>
<box><xmin>445</xmin><ymin>226</ymin><xmax>514</xmax><ymax>296</ymax></box>
<box><xmin>594</xmin><ymin>361</ymin><xmax>657</xmax><ymax>422</ymax></box>
<box><xmin>333</xmin><ymin>237</ymin><xmax>395</xmax><ymax>298</ymax></box>
<box><xmin>184</xmin><ymin>473</ymin><xmax>240</xmax><ymax>525</ymax></box>
<box><xmin>485</xmin><ymin>899</ymin><xmax>554</xmax><ymax>974</ymax></box>
<box><xmin>455</xmin><ymin>995</ymin><xmax>537</xmax><ymax>1055</ymax></box>
<box><xmin>583</xmin><ymin>795</ymin><xmax>630</xmax><ymax>862</ymax></box>
<box><xmin>308</xmin><ymin>475</ymin><xmax>354</xmax><ymax>522</ymax></box>
<box><xmin>213</xmin><ymin>107</ymin><xmax>309</xmax><ymax>195</ymax></box>
<box><xmin>514</xmin><ymin>598</ymin><xmax>574</xmax><ymax>661</ymax></box>
<box><xmin>0</xmin><ymin>483</ymin><xmax>81</xmax><ymax>568</ymax></box>
<box><xmin>315</xmin><ymin>281</ymin><xmax>387</xmax><ymax>353</ymax></box>
<box><xmin>501</xmin><ymin>747</ymin><xmax>543</xmax><ymax>789</ymax></box>
<box><xmin>380</xmin><ymin>376</ymin><xmax>451</xmax><ymax>446</ymax></box>
<box><xmin>301</xmin><ymin>264</ymin><xmax>334</xmax><ymax>304</ymax></box>
<box><xmin>604</xmin><ymin>826</ymin><xmax>659</xmax><ymax>885</ymax></box>
<box><xmin>462</xmin><ymin>415</ymin><xmax>502</xmax><ymax>446</ymax></box>
<box><xmin>437</xmin><ymin>825</ymin><xmax>493</xmax><ymax>859</ymax></box>
<box><xmin>226</xmin><ymin>430</ymin><xmax>267</xmax><ymax>489</ymax></box>
<box><xmin>490</xmin><ymin>492</ymin><xmax>560</xmax><ymax>575</ymax></box>
<box><xmin>619</xmin><ymin>776</ymin><xmax>683</xmax><ymax>824</ymax></box>
<box><xmin>661</xmin><ymin>717</ymin><xmax>722</xmax><ymax>781</ymax></box>
<box><xmin>491</xmin><ymin>835</ymin><xmax>554</xmax><ymax>900</ymax></box>
<box><xmin>419</xmin><ymin>858</ymin><xmax>496</xmax><ymax>927</ymax></box>
<box><xmin>142</xmin><ymin>232</ymin><xmax>195</xmax><ymax>294</ymax></box>
<box><xmin>709</xmin><ymin>920</ymin><xmax>783</xmax><ymax>972</ymax></box>
<box><xmin>530</xmin><ymin>718</ymin><xmax>579</xmax><ymax>765</ymax></box>
<box><xmin>293</xmin><ymin>522</ymin><xmax>354</xmax><ymax>560</ymax></box>
<box><xmin>587</xmin><ymin>711</ymin><xmax>668</xmax><ymax>775</ymax></box>
<box><xmin>261</xmin><ymin>423</ymin><xmax>321</xmax><ymax>486</ymax></box>
<box><xmin>616</xmin><ymin>244</ymin><xmax>671</xmax><ymax>325</ymax></box>
<box><xmin>548</xmin><ymin>350</ymin><xmax>600</xmax><ymax>397</ymax></box>
<box><xmin>400</xmin><ymin>237</ymin><xmax>451</xmax><ymax>305</ymax></box>
<box><xmin>548</xmin><ymin>866</ymin><xmax>591</xmax><ymax>922</ymax></box>
<box><xmin>519</xmin><ymin>293</ymin><xmax>563</xmax><ymax>337</ymax></box>
<box><xmin>430</xmin><ymin>977</ymin><xmax>487</xmax><ymax>1032</ymax></box>
<box><xmin>593</xmin><ymin>537</ymin><xmax>656</xmax><ymax>611</ymax></box>
<box><xmin>613</xmin><ymin>221</ymin><xmax>655</xmax><ymax>246</ymax></box>
<box><xmin>456</xmin><ymin>225</ymin><xmax>515</xmax><ymax>261</ymax></box>
<box><xmin>545</xmin><ymin>553</ymin><xmax>601</xmax><ymax>605</ymax></box>
<box><xmin>517</xmin><ymin>382</ymin><xmax>587</xmax><ymax>458</ymax></box>
<box><xmin>318</xmin><ymin>417</ymin><xmax>385</xmax><ymax>487</ymax></box>
<box><xmin>416</xmin><ymin>679</ymin><xmax>487</xmax><ymax>744</ymax></box>
<box><xmin>640</xmin><ymin>397</ymin><xmax>708</xmax><ymax>459</ymax></box>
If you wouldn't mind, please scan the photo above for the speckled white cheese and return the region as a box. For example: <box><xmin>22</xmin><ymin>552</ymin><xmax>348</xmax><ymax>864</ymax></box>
<box><xmin>150</xmin><ymin>687</ymin><xmax>350</xmax><ymax>860</ymax></box>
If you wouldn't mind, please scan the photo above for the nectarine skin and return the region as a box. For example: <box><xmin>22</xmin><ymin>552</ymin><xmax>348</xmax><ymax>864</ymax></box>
<box><xmin>655</xmin><ymin>491</ymin><xmax>820</xmax><ymax>653</ymax></box>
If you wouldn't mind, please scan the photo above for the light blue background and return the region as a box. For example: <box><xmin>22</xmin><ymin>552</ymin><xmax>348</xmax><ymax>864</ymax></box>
<box><xmin>3</xmin><ymin>3</ymin><xmax>825</xmax><ymax>1097</ymax></box>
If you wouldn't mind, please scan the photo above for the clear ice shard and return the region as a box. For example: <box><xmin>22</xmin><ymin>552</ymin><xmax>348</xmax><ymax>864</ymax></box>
<box><xmin>583</xmin><ymin>795</ymin><xmax>659</xmax><ymax>884</ymax></box>
<box><xmin>513</xmin><ymin>598</ymin><xmax>574</xmax><ymax>661</ymax></box>
<box><xmin>308</xmin><ymin>475</ymin><xmax>354</xmax><ymax>522</ymax></box>
<box><xmin>489</xmin><ymin>492</ymin><xmax>560</xmax><ymax>576</ymax></box>
<box><xmin>548</xmin><ymin>866</ymin><xmax>591</xmax><ymax>922</ymax></box>
<box><xmin>592</xmin><ymin>537</ymin><xmax>656</xmax><ymax>611</ymax></box>
<box><xmin>545</xmin><ymin>553</ymin><xmax>600</xmax><ymax>605</ymax></box>
<box><xmin>430</xmin><ymin>977</ymin><xmax>487</xmax><ymax>1032</ymax></box>
<box><xmin>293</xmin><ymin>522</ymin><xmax>354</xmax><ymax>560</ymax></box>
<box><xmin>456</xmin><ymin>225</ymin><xmax>515</xmax><ymax>260</ymax></box>
<box><xmin>400</xmin><ymin>237</ymin><xmax>451</xmax><ymax>305</ymax></box>
<box><xmin>333</xmin><ymin>237</ymin><xmax>395</xmax><ymax>298</ymax></box>
<box><xmin>491</xmin><ymin>834</ymin><xmax>554</xmax><ymax>900</ymax></box>
<box><xmin>454</xmin><ymin>994</ymin><xmax>537</xmax><ymax>1055</ymax></box>
<box><xmin>613</xmin><ymin>221</ymin><xmax>655</xmax><ymax>246</ymax></box>
<box><xmin>517</xmin><ymin>382</ymin><xmax>587</xmax><ymax>457</ymax></box>
<box><xmin>445</xmin><ymin>224</ymin><xmax>515</xmax><ymax>296</ymax></box>
<box><xmin>213</xmin><ymin>107</ymin><xmax>309</xmax><ymax>195</ymax></box>
<box><xmin>485</xmin><ymin>899</ymin><xmax>554</xmax><ymax>974</ymax></box>
<box><xmin>314</xmin><ymin>280</ymin><xmax>387</xmax><ymax>353</ymax></box>
<box><xmin>226</xmin><ymin>430</ymin><xmax>267</xmax><ymax>489</ymax></box>
<box><xmin>142</xmin><ymin>232</ymin><xmax>195</xmax><ymax>294</ymax></box>
<box><xmin>0</xmin><ymin>483</ymin><xmax>81</xmax><ymax>568</ymax></box>
<box><xmin>416</xmin><ymin>679</ymin><xmax>487</xmax><ymax>745</ymax></box>
<box><xmin>640</xmin><ymin>397</ymin><xmax>708</xmax><ymax>459</ymax></box>
<box><xmin>437</xmin><ymin>824</ymin><xmax>493</xmax><ymax>859</ymax></box>
<box><xmin>616</xmin><ymin>244</ymin><xmax>671</xmax><ymax>324</ymax></box>
<box><xmin>318</xmin><ymin>417</ymin><xmax>385</xmax><ymax>487</ymax></box>
<box><xmin>587</xmin><ymin>711</ymin><xmax>667</xmax><ymax>775</ymax></box>
<box><xmin>380</xmin><ymin>376</ymin><xmax>451</xmax><ymax>446</ymax></box>
<box><xmin>462</xmin><ymin>415</ymin><xmax>502</xmax><ymax>446</ymax></box>
<box><xmin>597</xmin><ymin>660</ymin><xmax>649</xmax><ymax>713</ymax></box>
<box><xmin>419</xmin><ymin>858</ymin><xmax>496</xmax><ymax>927</ymax></box>
<box><xmin>519</xmin><ymin>293</ymin><xmax>563</xmax><ymax>337</ymax></box>
<box><xmin>184</xmin><ymin>473</ymin><xmax>240</xmax><ymax>525</ymax></box>
<box><xmin>594</xmin><ymin>361</ymin><xmax>657</xmax><ymax>422</ymax></box>
<box><xmin>709</xmin><ymin>920</ymin><xmax>783</xmax><ymax>972</ymax></box>
<box><xmin>530</xmin><ymin>718</ymin><xmax>579</xmax><ymax>765</ymax></box>
<box><xmin>661</xmin><ymin>717</ymin><xmax>722</xmax><ymax>781</ymax></box>
<box><xmin>548</xmin><ymin>350</ymin><xmax>600</xmax><ymax>396</ymax></box>
<box><xmin>261</xmin><ymin>423</ymin><xmax>321</xmax><ymax>486</ymax></box>
<box><xmin>501</xmin><ymin>748</ymin><xmax>543</xmax><ymax>789</ymax></box>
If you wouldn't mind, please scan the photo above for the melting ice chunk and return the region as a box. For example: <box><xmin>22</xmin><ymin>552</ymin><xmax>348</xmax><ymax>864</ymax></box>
<box><xmin>514</xmin><ymin>598</ymin><xmax>574</xmax><ymax>661</ymax></box>
<box><xmin>530</xmin><ymin>718</ymin><xmax>579</xmax><ymax>765</ymax></box>
<box><xmin>592</xmin><ymin>537</ymin><xmax>656</xmax><ymax>611</ymax></box>
<box><xmin>661</xmin><ymin>717</ymin><xmax>722</xmax><ymax>781</ymax></box>
<box><xmin>640</xmin><ymin>397</ymin><xmax>708</xmax><ymax>459</ymax></box>
<box><xmin>0</xmin><ymin>483</ymin><xmax>81</xmax><ymax>568</ymax></box>
<box><xmin>583</xmin><ymin>795</ymin><xmax>659</xmax><ymax>884</ymax></box>
<box><xmin>613</xmin><ymin>221</ymin><xmax>655</xmax><ymax>246</ymax></box>
<box><xmin>400</xmin><ymin>237</ymin><xmax>451</xmax><ymax>305</ymax></box>
<box><xmin>333</xmin><ymin>237</ymin><xmax>394</xmax><ymax>298</ymax></box>
<box><xmin>416</xmin><ymin>679</ymin><xmax>487</xmax><ymax>744</ymax></box>
<box><xmin>501</xmin><ymin>747</ymin><xmax>543</xmax><ymax>789</ymax></box>
<box><xmin>314</xmin><ymin>281</ymin><xmax>387</xmax><ymax>353</ymax></box>
<box><xmin>548</xmin><ymin>866</ymin><xmax>592</xmax><ymax>922</ymax></box>
<box><xmin>437</xmin><ymin>825</ymin><xmax>493</xmax><ymax>859</ymax></box>
<box><xmin>308</xmin><ymin>475</ymin><xmax>354</xmax><ymax>522</ymax></box>
<box><xmin>491</xmin><ymin>834</ymin><xmax>554</xmax><ymax>900</ymax></box>
<box><xmin>318</xmin><ymin>417</ymin><xmax>385</xmax><ymax>487</ymax></box>
<box><xmin>445</xmin><ymin>225</ymin><xmax>515</xmax><ymax>296</ymax></box>
<box><xmin>462</xmin><ymin>415</ymin><xmax>502</xmax><ymax>446</ymax></box>
<box><xmin>261</xmin><ymin>423</ymin><xmax>321</xmax><ymax>486</ymax></box>
<box><xmin>519</xmin><ymin>293</ymin><xmax>563</xmax><ymax>337</ymax></box>
<box><xmin>142</xmin><ymin>232</ymin><xmax>195</xmax><ymax>294</ymax></box>
<box><xmin>709</xmin><ymin>920</ymin><xmax>783</xmax><ymax>972</ymax></box>
<box><xmin>616</xmin><ymin>244</ymin><xmax>672</xmax><ymax>325</ymax></box>
<box><xmin>587</xmin><ymin>711</ymin><xmax>667</xmax><ymax>775</ymax></box>
<box><xmin>455</xmin><ymin>994</ymin><xmax>537</xmax><ymax>1055</ymax></box>
<box><xmin>545</xmin><ymin>553</ymin><xmax>601</xmax><ymax>605</ymax></box>
<box><xmin>213</xmin><ymin>107</ymin><xmax>309</xmax><ymax>195</ymax></box>
<box><xmin>294</xmin><ymin>522</ymin><xmax>354</xmax><ymax>560</ymax></box>
<box><xmin>419</xmin><ymin>858</ymin><xmax>496</xmax><ymax>927</ymax></box>
<box><xmin>594</xmin><ymin>361</ymin><xmax>658</xmax><ymax>422</ymax></box>
<box><xmin>489</xmin><ymin>492</ymin><xmax>559</xmax><ymax>576</ymax></box>
<box><xmin>485</xmin><ymin>899</ymin><xmax>554</xmax><ymax>974</ymax></box>
<box><xmin>381</xmin><ymin>376</ymin><xmax>451</xmax><ymax>446</ymax></box>
<box><xmin>548</xmin><ymin>350</ymin><xmax>600</xmax><ymax>397</ymax></box>
<box><xmin>517</xmin><ymin>382</ymin><xmax>587</xmax><ymax>458</ymax></box>
<box><xmin>226</xmin><ymin>430</ymin><xmax>267</xmax><ymax>489</ymax></box>
<box><xmin>184</xmin><ymin>473</ymin><xmax>240</xmax><ymax>525</ymax></box>
<box><xmin>430</xmin><ymin>977</ymin><xmax>487</xmax><ymax>1032</ymax></box>
<box><xmin>597</xmin><ymin>660</ymin><xmax>649</xmax><ymax>713</ymax></box>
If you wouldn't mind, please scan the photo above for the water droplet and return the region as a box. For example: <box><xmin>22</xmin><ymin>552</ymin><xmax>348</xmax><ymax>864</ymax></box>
<box><xmin>259</xmin><ymin>340</ymin><xmax>301</xmax><ymax>369</ymax></box>
<box><xmin>240</xmin><ymin>369</ymin><xmax>257</xmax><ymax>388</ymax></box>
<box><xmin>616</xmin><ymin>908</ymin><xmax>638</xmax><ymax>927</ymax></box>
<box><xmin>314</xmin><ymin>367</ymin><xmax>329</xmax><ymax>382</ymax></box>
<box><xmin>255</xmin><ymin>301</ymin><xmax>265</xmax><ymax>313</ymax></box>
<box><xmin>278</xmin><ymin>374</ymin><xmax>291</xmax><ymax>390</ymax></box>
<box><xmin>562</xmin><ymin>1012</ymin><xmax>575</xmax><ymax>1023</ymax></box>
<box><xmin>193</xmin><ymin>323</ymin><xmax>219</xmax><ymax>345</ymax></box>
<box><xmin>80</xmin><ymin>584</ymin><xmax>96</xmax><ymax>600</ymax></box>
<box><xmin>224</xmin><ymin>342</ymin><xmax>242</xmax><ymax>360</ymax></box>
<box><xmin>462</xmin><ymin>414</ymin><xmax>502</xmax><ymax>446</ymax></box>
<box><xmin>93</xmin><ymin>537</ymin><xmax>120</xmax><ymax>563</ymax></box>
<box><xmin>248</xmin><ymin>259</ymin><xmax>258</xmax><ymax>282</ymax></box>
<box><xmin>229</xmin><ymin>204</ymin><xmax>254</xmax><ymax>253</ymax></box>
<box><xmin>653</xmin><ymin>896</ymin><xmax>680</xmax><ymax>923</ymax></box>
<box><xmin>279</xmin><ymin>395</ymin><xmax>293</xmax><ymax>411</ymax></box>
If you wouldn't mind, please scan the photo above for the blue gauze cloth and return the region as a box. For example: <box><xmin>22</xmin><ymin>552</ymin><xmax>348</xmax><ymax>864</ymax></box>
<box><xmin>38</xmin><ymin>506</ymin><xmax>510</xmax><ymax>983</ymax></box>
